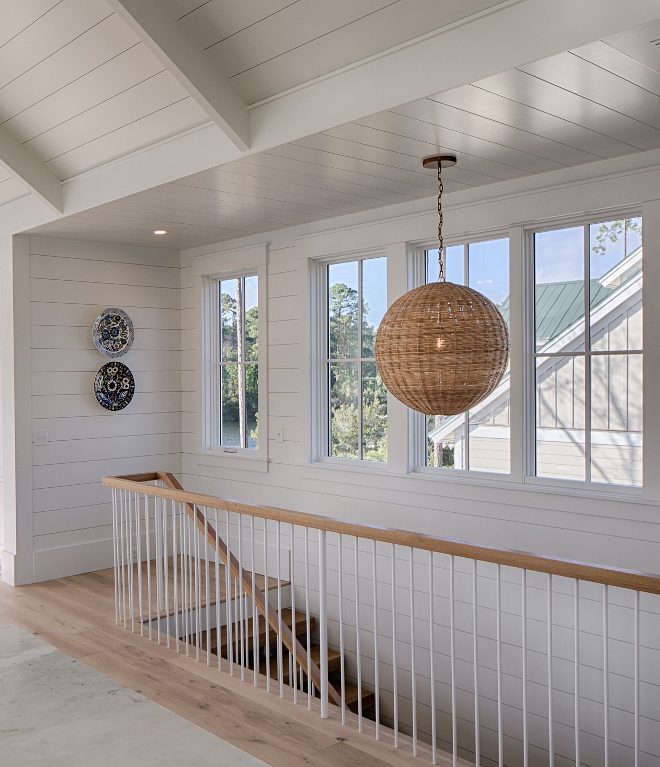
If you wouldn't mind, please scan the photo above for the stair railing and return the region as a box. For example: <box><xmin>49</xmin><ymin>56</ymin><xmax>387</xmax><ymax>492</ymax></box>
<box><xmin>105</xmin><ymin>472</ymin><xmax>660</xmax><ymax>767</ymax></box>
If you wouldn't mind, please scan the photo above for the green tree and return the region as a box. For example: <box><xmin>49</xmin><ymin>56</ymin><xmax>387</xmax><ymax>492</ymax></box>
<box><xmin>592</xmin><ymin>218</ymin><xmax>641</xmax><ymax>257</ymax></box>
<box><xmin>329</xmin><ymin>283</ymin><xmax>387</xmax><ymax>461</ymax></box>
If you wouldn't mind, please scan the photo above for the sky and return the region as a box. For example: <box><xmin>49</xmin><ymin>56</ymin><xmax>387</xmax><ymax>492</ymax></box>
<box><xmin>427</xmin><ymin>237</ymin><xmax>510</xmax><ymax>305</ymax></box>
<box><xmin>535</xmin><ymin>218</ymin><xmax>642</xmax><ymax>284</ymax></box>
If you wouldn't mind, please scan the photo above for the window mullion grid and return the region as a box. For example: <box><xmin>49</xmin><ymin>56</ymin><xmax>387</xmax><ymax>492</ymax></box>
<box><xmin>464</xmin><ymin>243</ymin><xmax>470</xmax><ymax>471</ymax></box>
<box><xmin>584</xmin><ymin>225</ymin><xmax>592</xmax><ymax>483</ymax></box>
<box><xmin>217</xmin><ymin>281</ymin><xmax>222</xmax><ymax>449</ymax></box>
<box><xmin>358</xmin><ymin>259</ymin><xmax>364</xmax><ymax>461</ymax></box>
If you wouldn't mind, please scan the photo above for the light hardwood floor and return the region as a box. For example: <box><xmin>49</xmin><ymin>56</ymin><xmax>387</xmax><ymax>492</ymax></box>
<box><xmin>0</xmin><ymin>568</ymin><xmax>467</xmax><ymax>767</ymax></box>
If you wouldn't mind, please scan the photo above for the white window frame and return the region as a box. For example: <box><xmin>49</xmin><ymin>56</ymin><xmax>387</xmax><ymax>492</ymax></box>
<box><xmin>522</xmin><ymin>209</ymin><xmax>643</xmax><ymax>495</ymax></box>
<box><xmin>194</xmin><ymin>244</ymin><xmax>268</xmax><ymax>471</ymax></box>
<box><xmin>310</xmin><ymin>248</ymin><xmax>388</xmax><ymax>467</ymax></box>
<box><xmin>410</xmin><ymin>229</ymin><xmax>515</xmax><ymax>481</ymax></box>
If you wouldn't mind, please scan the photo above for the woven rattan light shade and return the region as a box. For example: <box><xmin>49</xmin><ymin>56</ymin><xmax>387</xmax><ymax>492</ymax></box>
<box><xmin>374</xmin><ymin>281</ymin><xmax>510</xmax><ymax>416</ymax></box>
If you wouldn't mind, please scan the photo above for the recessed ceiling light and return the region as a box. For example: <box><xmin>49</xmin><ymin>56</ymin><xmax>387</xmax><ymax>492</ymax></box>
<box><xmin>153</xmin><ymin>229</ymin><xmax>167</xmax><ymax>235</ymax></box>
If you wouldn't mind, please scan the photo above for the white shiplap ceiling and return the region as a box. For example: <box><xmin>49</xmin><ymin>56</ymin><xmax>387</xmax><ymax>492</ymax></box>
<box><xmin>24</xmin><ymin>17</ymin><xmax>660</xmax><ymax>250</ymax></box>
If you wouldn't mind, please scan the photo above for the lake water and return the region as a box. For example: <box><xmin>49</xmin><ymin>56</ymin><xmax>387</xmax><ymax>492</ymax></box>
<box><xmin>222</xmin><ymin>420</ymin><xmax>258</xmax><ymax>450</ymax></box>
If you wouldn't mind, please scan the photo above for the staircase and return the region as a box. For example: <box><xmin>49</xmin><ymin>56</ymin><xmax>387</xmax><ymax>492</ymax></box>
<box><xmin>188</xmin><ymin>593</ymin><xmax>375</xmax><ymax>715</ymax></box>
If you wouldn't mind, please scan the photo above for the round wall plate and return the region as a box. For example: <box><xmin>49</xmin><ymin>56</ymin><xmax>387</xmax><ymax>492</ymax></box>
<box><xmin>422</xmin><ymin>155</ymin><xmax>457</xmax><ymax>170</ymax></box>
<box><xmin>94</xmin><ymin>362</ymin><xmax>135</xmax><ymax>412</ymax></box>
<box><xmin>92</xmin><ymin>308</ymin><xmax>134</xmax><ymax>358</ymax></box>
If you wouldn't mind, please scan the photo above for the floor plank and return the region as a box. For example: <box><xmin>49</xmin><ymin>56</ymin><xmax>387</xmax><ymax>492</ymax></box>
<box><xmin>0</xmin><ymin>570</ymin><xmax>469</xmax><ymax>767</ymax></box>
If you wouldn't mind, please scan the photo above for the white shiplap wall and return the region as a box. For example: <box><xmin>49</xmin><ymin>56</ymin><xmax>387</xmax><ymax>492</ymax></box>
<box><xmin>179</xmin><ymin>164</ymin><xmax>660</xmax><ymax>767</ymax></box>
<box><xmin>29</xmin><ymin>236</ymin><xmax>183</xmax><ymax>581</ymax></box>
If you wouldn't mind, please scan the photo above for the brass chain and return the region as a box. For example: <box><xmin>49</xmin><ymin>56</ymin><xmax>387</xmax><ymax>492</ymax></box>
<box><xmin>437</xmin><ymin>165</ymin><xmax>444</xmax><ymax>282</ymax></box>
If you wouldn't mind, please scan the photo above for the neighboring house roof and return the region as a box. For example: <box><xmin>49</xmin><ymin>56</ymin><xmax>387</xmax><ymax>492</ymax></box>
<box><xmin>430</xmin><ymin>247</ymin><xmax>643</xmax><ymax>443</ymax></box>
<box><xmin>498</xmin><ymin>245</ymin><xmax>642</xmax><ymax>347</ymax></box>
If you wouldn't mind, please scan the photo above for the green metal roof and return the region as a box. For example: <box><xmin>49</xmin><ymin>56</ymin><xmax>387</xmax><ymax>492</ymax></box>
<box><xmin>499</xmin><ymin>279</ymin><xmax>618</xmax><ymax>346</ymax></box>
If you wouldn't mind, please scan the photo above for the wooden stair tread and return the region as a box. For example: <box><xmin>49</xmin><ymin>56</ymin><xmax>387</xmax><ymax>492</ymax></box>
<box><xmin>189</xmin><ymin>609</ymin><xmax>314</xmax><ymax>654</ymax></box>
<box><xmin>342</xmin><ymin>683</ymin><xmax>375</xmax><ymax>713</ymax></box>
<box><xmin>258</xmin><ymin>645</ymin><xmax>341</xmax><ymax>682</ymax></box>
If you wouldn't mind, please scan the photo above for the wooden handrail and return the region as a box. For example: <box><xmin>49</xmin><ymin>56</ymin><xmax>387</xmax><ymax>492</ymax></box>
<box><xmin>104</xmin><ymin>472</ymin><xmax>660</xmax><ymax>596</ymax></box>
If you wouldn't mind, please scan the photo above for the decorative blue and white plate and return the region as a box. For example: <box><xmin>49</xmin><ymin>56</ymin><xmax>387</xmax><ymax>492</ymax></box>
<box><xmin>94</xmin><ymin>362</ymin><xmax>135</xmax><ymax>412</ymax></box>
<box><xmin>92</xmin><ymin>308</ymin><xmax>134</xmax><ymax>358</ymax></box>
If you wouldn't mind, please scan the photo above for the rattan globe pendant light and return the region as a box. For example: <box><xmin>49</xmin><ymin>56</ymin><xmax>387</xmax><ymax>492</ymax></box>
<box><xmin>374</xmin><ymin>155</ymin><xmax>510</xmax><ymax>416</ymax></box>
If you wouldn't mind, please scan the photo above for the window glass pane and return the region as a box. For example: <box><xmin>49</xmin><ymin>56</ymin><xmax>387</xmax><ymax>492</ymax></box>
<box><xmin>245</xmin><ymin>275</ymin><xmax>259</xmax><ymax>362</ymax></box>
<box><xmin>221</xmin><ymin>363</ymin><xmax>241</xmax><ymax>448</ymax></box>
<box><xmin>535</xmin><ymin>355</ymin><xmax>586</xmax><ymax>481</ymax></box>
<box><xmin>220</xmin><ymin>279</ymin><xmax>239</xmax><ymax>362</ymax></box>
<box><xmin>427</xmin><ymin>415</ymin><xmax>465</xmax><ymax>469</ymax></box>
<box><xmin>535</xmin><ymin>227</ymin><xmax>584</xmax><ymax>352</ymax></box>
<box><xmin>591</xmin><ymin>354</ymin><xmax>642</xmax><ymax>486</ymax></box>
<box><xmin>427</xmin><ymin>245</ymin><xmax>463</xmax><ymax>284</ymax></box>
<box><xmin>468</xmin><ymin>399</ymin><xmax>510</xmax><ymax>474</ymax></box>
<box><xmin>589</xmin><ymin>218</ymin><xmax>642</xmax><ymax>351</ymax></box>
<box><xmin>246</xmin><ymin>363</ymin><xmax>259</xmax><ymax>449</ymax></box>
<box><xmin>329</xmin><ymin>261</ymin><xmax>359</xmax><ymax>359</ymax></box>
<box><xmin>330</xmin><ymin>361</ymin><xmax>359</xmax><ymax>458</ymax></box>
<box><xmin>361</xmin><ymin>257</ymin><xmax>387</xmax><ymax>358</ymax></box>
<box><xmin>362</xmin><ymin>360</ymin><xmax>387</xmax><ymax>462</ymax></box>
<box><xmin>467</xmin><ymin>238</ymin><xmax>510</xmax><ymax>474</ymax></box>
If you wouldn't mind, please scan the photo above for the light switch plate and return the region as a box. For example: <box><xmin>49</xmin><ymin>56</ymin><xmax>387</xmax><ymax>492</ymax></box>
<box><xmin>34</xmin><ymin>430</ymin><xmax>48</xmax><ymax>446</ymax></box>
<box><xmin>276</xmin><ymin>427</ymin><xmax>284</xmax><ymax>443</ymax></box>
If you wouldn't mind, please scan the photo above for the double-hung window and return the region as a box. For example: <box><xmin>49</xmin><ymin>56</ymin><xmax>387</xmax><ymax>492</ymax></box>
<box><xmin>423</xmin><ymin>237</ymin><xmax>510</xmax><ymax>474</ymax></box>
<box><xmin>532</xmin><ymin>217</ymin><xmax>642</xmax><ymax>486</ymax></box>
<box><xmin>325</xmin><ymin>255</ymin><xmax>387</xmax><ymax>461</ymax></box>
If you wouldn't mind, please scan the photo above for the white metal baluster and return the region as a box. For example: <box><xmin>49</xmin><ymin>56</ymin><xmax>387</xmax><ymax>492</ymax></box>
<box><xmin>205</xmin><ymin>508</ymin><xmax>211</xmax><ymax>666</ymax></box>
<box><xmin>264</xmin><ymin>519</ymin><xmax>270</xmax><ymax>692</ymax></box>
<box><xmin>145</xmin><ymin>493</ymin><xmax>152</xmax><ymax>640</ymax></box>
<box><xmin>548</xmin><ymin>574</ymin><xmax>554</xmax><ymax>767</ymax></box>
<box><xmin>496</xmin><ymin>564</ymin><xmax>503</xmax><ymax>767</ymax></box>
<box><xmin>182</xmin><ymin>505</ymin><xmax>189</xmax><ymax>654</ymax></box>
<box><xmin>173</xmin><ymin>500</ymin><xmax>179</xmax><ymax>653</ymax></box>
<box><xmin>304</xmin><ymin>527</ymin><xmax>311</xmax><ymax>706</ymax></box>
<box><xmin>574</xmin><ymin>580</ymin><xmax>580</xmax><ymax>767</ymax></box>
<box><xmin>137</xmin><ymin>493</ymin><xmax>144</xmax><ymax>637</ymax></box>
<box><xmin>112</xmin><ymin>488</ymin><xmax>119</xmax><ymax>624</ymax></box>
<box><xmin>277</xmin><ymin>520</ymin><xmax>283</xmax><ymax>698</ymax></box>
<box><xmin>216</xmin><ymin>509</ymin><xmax>221</xmax><ymax>670</ymax></box>
<box><xmin>355</xmin><ymin>537</ymin><xmax>362</xmax><ymax>732</ymax></box>
<box><xmin>429</xmin><ymin>551</ymin><xmax>436</xmax><ymax>765</ymax></box>
<box><xmin>155</xmin><ymin>495</ymin><xmax>161</xmax><ymax>643</ymax></box>
<box><xmin>450</xmin><ymin>555</ymin><xmax>457</xmax><ymax>767</ymax></box>
<box><xmin>319</xmin><ymin>529</ymin><xmax>328</xmax><ymax>718</ymax></box>
<box><xmin>522</xmin><ymin>570</ymin><xmax>528</xmax><ymax>767</ymax></box>
<box><xmin>634</xmin><ymin>590</ymin><xmax>640</xmax><ymax>767</ymax></box>
<box><xmin>373</xmin><ymin>540</ymin><xmax>380</xmax><ymax>739</ymax></box>
<box><xmin>391</xmin><ymin>543</ymin><xmax>398</xmax><ymax>748</ymax></box>
<box><xmin>188</xmin><ymin>513</ymin><xmax>194</xmax><ymax>653</ymax></box>
<box><xmin>226</xmin><ymin>509</ymin><xmax>233</xmax><ymax>675</ymax></box>
<box><xmin>291</xmin><ymin>523</ymin><xmax>296</xmax><ymax>701</ymax></box>
<box><xmin>128</xmin><ymin>491</ymin><xmax>135</xmax><ymax>632</ymax></box>
<box><xmin>238</xmin><ymin>514</ymin><xmax>245</xmax><ymax>679</ymax></box>
<box><xmin>410</xmin><ymin>547</ymin><xmax>417</xmax><ymax>755</ymax></box>
<box><xmin>164</xmin><ymin>495</ymin><xmax>170</xmax><ymax>649</ymax></box>
<box><xmin>190</xmin><ymin>506</ymin><xmax>199</xmax><ymax>660</ymax></box>
<box><xmin>119</xmin><ymin>490</ymin><xmax>125</xmax><ymax>628</ymax></box>
<box><xmin>195</xmin><ymin>510</ymin><xmax>201</xmax><ymax>661</ymax></box>
<box><xmin>603</xmin><ymin>585</ymin><xmax>609</xmax><ymax>767</ymax></box>
<box><xmin>338</xmin><ymin>533</ymin><xmax>346</xmax><ymax>724</ymax></box>
<box><xmin>473</xmin><ymin>560</ymin><xmax>480</xmax><ymax>767</ymax></box>
<box><xmin>234</xmin><ymin>577</ymin><xmax>239</xmax><ymax>667</ymax></box>
<box><xmin>252</xmin><ymin>516</ymin><xmax>258</xmax><ymax>686</ymax></box>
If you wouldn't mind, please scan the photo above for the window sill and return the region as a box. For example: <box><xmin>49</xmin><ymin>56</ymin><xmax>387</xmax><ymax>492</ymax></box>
<box><xmin>301</xmin><ymin>457</ymin><xmax>389</xmax><ymax>477</ymax></box>
<box><xmin>195</xmin><ymin>451</ymin><xmax>269</xmax><ymax>473</ymax></box>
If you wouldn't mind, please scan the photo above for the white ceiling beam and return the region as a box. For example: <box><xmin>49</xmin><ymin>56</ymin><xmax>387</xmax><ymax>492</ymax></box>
<box><xmin>0</xmin><ymin>126</ymin><xmax>62</xmax><ymax>215</ymax></box>
<box><xmin>250</xmin><ymin>0</ymin><xmax>660</xmax><ymax>149</ymax></box>
<box><xmin>105</xmin><ymin>0</ymin><xmax>250</xmax><ymax>151</ymax></box>
<box><xmin>3</xmin><ymin>0</ymin><xmax>660</xmax><ymax>235</ymax></box>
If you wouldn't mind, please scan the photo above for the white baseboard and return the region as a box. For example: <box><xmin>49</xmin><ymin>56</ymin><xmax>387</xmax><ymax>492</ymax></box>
<box><xmin>33</xmin><ymin>539</ymin><xmax>114</xmax><ymax>583</ymax></box>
